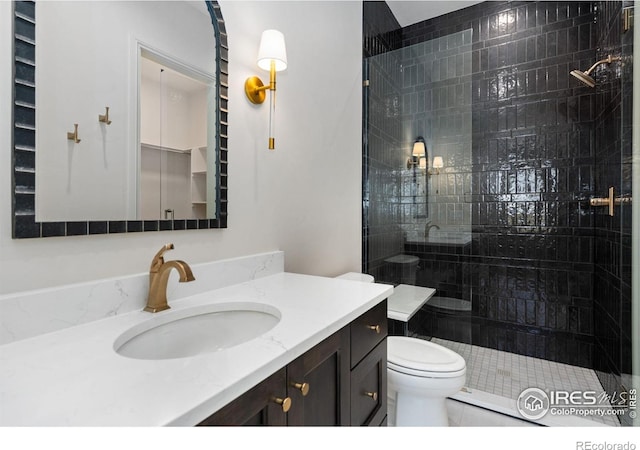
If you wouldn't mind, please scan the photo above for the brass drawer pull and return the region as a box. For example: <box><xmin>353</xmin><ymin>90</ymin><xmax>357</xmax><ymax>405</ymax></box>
<box><xmin>272</xmin><ymin>396</ymin><xmax>292</xmax><ymax>412</ymax></box>
<box><xmin>365</xmin><ymin>391</ymin><xmax>378</xmax><ymax>401</ymax></box>
<box><xmin>366</xmin><ymin>324</ymin><xmax>381</xmax><ymax>334</ymax></box>
<box><xmin>292</xmin><ymin>382</ymin><xmax>310</xmax><ymax>396</ymax></box>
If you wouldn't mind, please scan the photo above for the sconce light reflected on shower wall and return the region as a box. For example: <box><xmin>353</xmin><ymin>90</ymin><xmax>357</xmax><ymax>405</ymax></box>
<box><xmin>407</xmin><ymin>136</ymin><xmax>426</xmax><ymax>169</ymax></box>
<box><xmin>428</xmin><ymin>156</ymin><xmax>443</xmax><ymax>176</ymax></box>
<box><xmin>244</xmin><ymin>30</ymin><xmax>288</xmax><ymax>150</ymax></box>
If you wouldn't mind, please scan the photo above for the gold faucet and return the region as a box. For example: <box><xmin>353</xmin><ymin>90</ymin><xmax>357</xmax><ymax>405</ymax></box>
<box><xmin>144</xmin><ymin>243</ymin><xmax>195</xmax><ymax>313</ymax></box>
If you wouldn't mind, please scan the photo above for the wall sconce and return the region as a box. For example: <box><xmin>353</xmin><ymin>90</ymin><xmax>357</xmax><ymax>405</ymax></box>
<box><xmin>407</xmin><ymin>136</ymin><xmax>426</xmax><ymax>169</ymax></box>
<box><xmin>428</xmin><ymin>156</ymin><xmax>444</xmax><ymax>175</ymax></box>
<box><xmin>244</xmin><ymin>29</ymin><xmax>288</xmax><ymax>150</ymax></box>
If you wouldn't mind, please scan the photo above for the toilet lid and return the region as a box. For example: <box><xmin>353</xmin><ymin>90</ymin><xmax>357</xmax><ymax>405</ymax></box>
<box><xmin>388</xmin><ymin>336</ymin><xmax>466</xmax><ymax>375</ymax></box>
<box><xmin>384</xmin><ymin>255</ymin><xmax>419</xmax><ymax>264</ymax></box>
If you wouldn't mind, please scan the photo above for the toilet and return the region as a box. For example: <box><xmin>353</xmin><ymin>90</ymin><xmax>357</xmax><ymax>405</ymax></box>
<box><xmin>384</xmin><ymin>254</ymin><xmax>419</xmax><ymax>285</ymax></box>
<box><xmin>335</xmin><ymin>272</ymin><xmax>467</xmax><ymax>427</ymax></box>
<box><xmin>387</xmin><ymin>336</ymin><xmax>466</xmax><ymax>426</ymax></box>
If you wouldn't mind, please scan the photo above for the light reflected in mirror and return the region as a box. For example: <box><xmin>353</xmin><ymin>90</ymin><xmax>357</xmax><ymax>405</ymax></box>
<box><xmin>33</xmin><ymin>0</ymin><xmax>217</xmax><ymax>222</ymax></box>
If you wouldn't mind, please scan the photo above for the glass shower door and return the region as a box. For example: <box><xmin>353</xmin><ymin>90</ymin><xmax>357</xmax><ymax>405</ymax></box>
<box><xmin>363</xmin><ymin>30</ymin><xmax>475</xmax><ymax>357</ymax></box>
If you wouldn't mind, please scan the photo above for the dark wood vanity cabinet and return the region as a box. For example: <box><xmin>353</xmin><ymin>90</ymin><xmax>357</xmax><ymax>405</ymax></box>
<box><xmin>198</xmin><ymin>368</ymin><xmax>288</xmax><ymax>426</ymax></box>
<box><xmin>198</xmin><ymin>300</ymin><xmax>388</xmax><ymax>426</ymax></box>
<box><xmin>286</xmin><ymin>327</ymin><xmax>351</xmax><ymax>426</ymax></box>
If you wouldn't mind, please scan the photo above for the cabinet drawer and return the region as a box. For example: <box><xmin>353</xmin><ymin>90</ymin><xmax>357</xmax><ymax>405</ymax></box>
<box><xmin>350</xmin><ymin>299</ymin><xmax>387</xmax><ymax>368</ymax></box>
<box><xmin>350</xmin><ymin>338</ymin><xmax>387</xmax><ymax>426</ymax></box>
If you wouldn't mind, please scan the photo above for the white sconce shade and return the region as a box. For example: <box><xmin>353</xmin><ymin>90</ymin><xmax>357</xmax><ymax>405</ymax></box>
<box><xmin>407</xmin><ymin>136</ymin><xmax>426</xmax><ymax>169</ymax></box>
<box><xmin>257</xmin><ymin>30</ymin><xmax>288</xmax><ymax>72</ymax></box>
<box><xmin>432</xmin><ymin>156</ymin><xmax>444</xmax><ymax>169</ymax></box>
<box><xmin>419</xmin><ymin>157</ymin><xmax>427</xmax><ymax>169</ymax></box>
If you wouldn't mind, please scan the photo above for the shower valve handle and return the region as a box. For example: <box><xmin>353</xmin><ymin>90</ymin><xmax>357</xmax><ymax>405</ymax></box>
<box><xmin>590</xmin><ymin>187</ymin><xmax>615</xmax><ymax>217</ymax></box>
<box><xmin>589</xmin><ymin>187</ymin><xmax>632</xmax><ymax>217</ymax></box>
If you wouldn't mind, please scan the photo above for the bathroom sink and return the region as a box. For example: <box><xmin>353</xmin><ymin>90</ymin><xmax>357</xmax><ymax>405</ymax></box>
<box><xmin>114</xmin><ymin>302</ymin><xmax>281</xmax><ymax>360</ymax></box>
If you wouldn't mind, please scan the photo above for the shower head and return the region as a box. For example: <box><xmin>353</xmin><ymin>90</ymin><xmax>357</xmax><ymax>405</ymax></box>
<box><xmin>570</xmin><ymin>69</ymin><xmax>596</xmax><ymax>88</ymax></box>
<box><xmin>570</xmin><ymin>54</ymin><xmax>621</xmax><ymax>88</ymax></box>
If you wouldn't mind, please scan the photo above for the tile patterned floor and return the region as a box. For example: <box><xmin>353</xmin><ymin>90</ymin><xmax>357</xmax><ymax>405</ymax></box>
<box><xmin>432</xmin><ymin>338</ymin><xmax>620</xmax><ymax>427</ymax></box>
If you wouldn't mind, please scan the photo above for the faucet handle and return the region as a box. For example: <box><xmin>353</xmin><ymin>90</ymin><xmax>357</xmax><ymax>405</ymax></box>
<box><xmin>150</xmin><ymin>243</ymin><xmax>174</xmax><ymax>272</ymax></box>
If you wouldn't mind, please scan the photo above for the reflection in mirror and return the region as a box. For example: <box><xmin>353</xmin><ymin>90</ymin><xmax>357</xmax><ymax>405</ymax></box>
<box><xmin>11</xmin><ymin>1</ymin><xmax>228</xmax><ymax>238</ymax></box>
<box><xmin>139</xmin><ymin>52</ymin><xmax>215</xmax><ymax>220</ymax></box>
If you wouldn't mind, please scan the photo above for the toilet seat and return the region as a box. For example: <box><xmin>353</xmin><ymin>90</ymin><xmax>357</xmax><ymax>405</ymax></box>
<box><xmin>388</xmin><ymin>336</ymin><xmax>466</xmax><ymax>378</ymax></box>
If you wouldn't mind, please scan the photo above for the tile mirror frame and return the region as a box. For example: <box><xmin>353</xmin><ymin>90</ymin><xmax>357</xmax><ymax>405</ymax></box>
<box><xmin>11</xmin><ymin>0</ymin><xmax>229</xmax><ymax>238</ymax></box>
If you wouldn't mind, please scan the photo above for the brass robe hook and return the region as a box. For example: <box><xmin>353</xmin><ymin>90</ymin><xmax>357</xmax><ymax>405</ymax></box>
<box><xmin>99</xmin><ymin>106</ymin><xmax>112</xmax><ymax>125</ymax></box>
<box><xmin>67</xmin><ymin>124</ymin><xmax>81</xmax><ymax>143</ymax></box>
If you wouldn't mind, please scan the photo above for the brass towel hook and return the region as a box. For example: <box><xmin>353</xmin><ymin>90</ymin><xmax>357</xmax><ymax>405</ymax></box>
<box><xmin>99</xmin><ymin>106</ymin><xmax>112</xmax><ymax>125</ymax></box>
<box><xmin>67</xmin><ymin>124</ymin><xmax>81</xmax><ymax>143</ymax></box>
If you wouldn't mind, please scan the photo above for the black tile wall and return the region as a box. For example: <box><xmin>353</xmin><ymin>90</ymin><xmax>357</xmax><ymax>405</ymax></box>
<box><xmin>363</xmin><ymin>1</ymin><xmax>402</xmax><ymax>58</ymax></box>
<box><xmin>405</xmin><ymin>241</ymin><xmax>472</xmax><ymax>301</ymax></box>
<box><xmin>592</xmin><ymin>0</ymin><xmax>633</xmax><ymax>426</ymax></box>
<box><xmin>364</xmin><ymin>1</ymin><xmax>609</xmax><ymax>369</ymax></box>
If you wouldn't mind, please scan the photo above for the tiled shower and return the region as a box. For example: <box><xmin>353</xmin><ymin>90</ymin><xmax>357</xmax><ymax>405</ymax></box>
<box><xmin>363</xmin><ymin>1</ymin><xmax>634</xmax><ymax>426</ymax></box>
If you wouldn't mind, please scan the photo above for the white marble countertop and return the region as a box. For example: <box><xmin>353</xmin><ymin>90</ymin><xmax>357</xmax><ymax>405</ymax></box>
<box><xmin>0</xmin><ymin>273</ymin><xmax>392</xmax><ymax>426</ymax></box>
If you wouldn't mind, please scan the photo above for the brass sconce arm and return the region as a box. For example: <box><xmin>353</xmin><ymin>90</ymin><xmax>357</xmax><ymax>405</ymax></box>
<box><xmin>245</xmin><ymin>61</ymin><xmax>276</xmax><ymax>104</ymax></box>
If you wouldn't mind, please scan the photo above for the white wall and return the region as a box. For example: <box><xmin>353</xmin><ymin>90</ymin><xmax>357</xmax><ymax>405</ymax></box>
<box><xmin>0</xmin><ymin>1</ymin><xmax>363</xmax><ymax>295</ymax></box>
